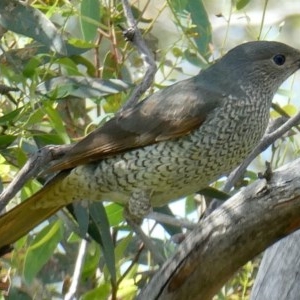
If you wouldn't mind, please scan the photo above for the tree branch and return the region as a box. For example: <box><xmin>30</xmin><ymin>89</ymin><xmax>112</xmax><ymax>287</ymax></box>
<box><xmin>119</xmin><ymin>0</ymin><xmax>156</xmax><ymax>111</ymax></box>
<box><xmin>250</xmin><ymin>230</ymin><xmax>300</xmax><ymax>300</ymax></box>
<box><xmin>138</xmin><ymin>157</ymin><xmax>300</xmax><ymax>300</ymax></box>
<box><xmin>0</xmin><ymin>144</ymin><xmax>72</xmax><ymax>212</ymax></box>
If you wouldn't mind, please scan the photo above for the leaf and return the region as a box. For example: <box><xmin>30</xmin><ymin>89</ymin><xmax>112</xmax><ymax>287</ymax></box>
<box><xmin>105</xmin><ymin>203</ymin><xmax>124</xmax><ymax>227</ymax></box>
<box><xmin>44</xmin><ymin>104</ymin><xmax>70</xmax><ymax>144</ymax></box>
<box><xmin>199</xmin><ymin>187</ymin><xmax>230</xmax><ymax>201</ymax></box>
<box><xmin>22</xmin><ymin>56</ymin><xmax>43</xmax><ymax>78</ymax></box>
<box><xmin>185</xmin><ymin>194</ymin><xmax>197</xmax><ymax>215</ymax></box>
<box><xmin>82</xmin><ymin>283</ymin><xmax>111</xmax><ymax>300</ymax></box>
<box><xmin>236</xmin><ymin>0</ymin><xmax>251</xmax><ymax>10</ymax></box>
<box><xmin>89</xmin><ymin>202</ymin><xmax>116</xmax><ymax>283</ymax></box>
<box><xmin>115</xmin><ymin>233</ymin><xmax>132</xmax><ymax>268</ymax></box>
<box><xmin>37</xmin><ymin>76</ymin><xmax>132</xmax><ymax>98</ymax></box>
<box><xmin>82</xmin><ymin>243</ymin><xmax>101</xmax><ymax>280</ymax></box>
<box><xmin>0</xmin><ymin>135</ymin><xmax>17</xmax><ymax>149</ymax></box>
<box><xmin>0</xmin><ymin>107</ymin><xmax>24</xmax><ymax>125</ymax></box>
<box><xmin>0</xmin><ymin>0</ymin><xmax>67</xmax><ymax>55</ymax></box>
<box><xmin>23</xmin><ymin>220</ymin><xmax>64</xmax><ymax>284</ymax></box>
<box><xmin>186</xmin><ymin>0</ymin><xmax>212</xmax><ymax>59</ymax></box>
<box><xmin>80</xmin><ymin>0</ymin><xmax>101</xmax><ymax>42</ymax></box>
<box><xmin>73</xmin><ymin>203</ymin><xmax>90</xmax><ymax>238</ymax></box>
<box><xmin>33</xmin><ymin>134</ymin><xmax>66</xmax><ymax>147</ymax></box>
<box><xmin>169</xmin><ymin>0</ymin><xmax>212</xmax><ymax>60</ymax></box>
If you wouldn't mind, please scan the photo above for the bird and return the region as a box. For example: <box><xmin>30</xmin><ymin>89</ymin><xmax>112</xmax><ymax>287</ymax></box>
<box><xmin>0</xmin><ymin>41</ymin><xmax>300</xmax><ymax>251</ymax></box>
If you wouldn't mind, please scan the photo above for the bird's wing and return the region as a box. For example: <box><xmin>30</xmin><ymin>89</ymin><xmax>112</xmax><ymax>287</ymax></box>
<box><xmin>49</xmin><ymin>76</ymin><xmax>224</xmax><ymax>172</ymax></box>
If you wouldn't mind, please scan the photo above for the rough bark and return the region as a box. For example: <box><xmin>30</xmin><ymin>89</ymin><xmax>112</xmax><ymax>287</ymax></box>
<box><xmin>250</xmin><ymin>230</ymin><xmax>300</xmax><ymax>300</ymax></box>
<box><xmin>138</xmin><ymin>157</ymin><xmax>300</xmax><ymax>300</ymax></box>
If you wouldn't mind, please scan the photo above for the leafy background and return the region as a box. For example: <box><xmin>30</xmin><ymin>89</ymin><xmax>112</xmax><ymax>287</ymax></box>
<box><xmin>0</xmin><ymin>0</ymin><xmax>300</xmax><ymax>299</ymax></box>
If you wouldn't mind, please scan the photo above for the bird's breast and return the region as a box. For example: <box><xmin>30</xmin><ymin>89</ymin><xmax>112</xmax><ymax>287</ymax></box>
<box><xmin>61</xmin><ymin>98</ymin><xmax>271</xmax><ymax>208</ymax></box>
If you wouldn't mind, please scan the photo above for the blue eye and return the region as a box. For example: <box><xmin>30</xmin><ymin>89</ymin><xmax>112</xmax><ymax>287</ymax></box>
<box><xmin>273</xmin><ymin>54</ymin><xmax>286</xmax><ymax>65</ymax></box>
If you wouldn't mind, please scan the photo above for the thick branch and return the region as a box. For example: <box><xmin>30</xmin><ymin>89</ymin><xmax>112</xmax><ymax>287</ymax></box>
<box><xmin>250</xmin><ymin>230</ymin><xmax>300</xmax><ymax>300</ymax></box>
<box><xmin>139</xmin><ymin>157</ymin><xmax>300</xmax><ymax>300</ymax></box>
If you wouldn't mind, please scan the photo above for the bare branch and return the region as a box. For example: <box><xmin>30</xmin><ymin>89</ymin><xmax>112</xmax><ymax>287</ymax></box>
<box><xmin>119</xmin><ymin>0</ymin><xmax>156</xmax><ymax>111</ymax></box>
<box><xmin>0</xmin><ymin>144</ymin><xmax>72</xmax><ymax>212</ymax></box>
<box><xmin>64</xmin><ymin>239</ymin><xmax>88</xmax><ymax>300</ymax></box>
<box><xmin>126</xmin><ymin>217</ymin><xmax>165</xmax><ymax>266</ymax></box>
<box><xmin>148</xmin><ymin>212</ymin><xmax>196</xmax><ymax>230</ymax></box>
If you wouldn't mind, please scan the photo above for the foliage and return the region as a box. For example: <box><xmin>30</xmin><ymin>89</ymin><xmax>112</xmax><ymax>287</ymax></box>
<box><xmin>0</xmin><ymin>0</ymin><xmax>299</xmax><ymax>299</ymax></box>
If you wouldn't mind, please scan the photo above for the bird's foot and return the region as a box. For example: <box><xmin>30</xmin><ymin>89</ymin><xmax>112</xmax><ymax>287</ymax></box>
<box><xmin>127</xmin><ymin>190</ymin><xmax>152</xmax><ymax>223</ymax></box>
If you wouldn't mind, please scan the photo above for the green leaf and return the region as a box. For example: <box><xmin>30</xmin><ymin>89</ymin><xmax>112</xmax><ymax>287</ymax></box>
<box><xmin>44</xmin><ymin>104</ymin><xmax>70</xmax><ymax>144</ymax></box>
<box><xmin>0</xmin><ymin>135</ymin><xmax>17</xmax><ymax>149</ymax></box>
<box><xmin>169</xmin><ymin>0</ymin><xmax>212</xmax><ymax>60</ymax></box>
<box><xmin>89</xmin><ymin>202</ymin><xmax>116</xmax><ymax>283</ymax></box>
<box><xmin>186</xmin><ymin>0</ymin><xmax>212</xmax><ymax>59</ymax></box>
<box><xmin>82</xmin><ymin>282</ymin><xmax>111</xmax><ymax>300</ymax></box>
<box><xmin>82</xmin><ymin>243</ymin><xmax>101</xmax><ymax>280</ymax></box>
<box><xmin>236</xmin><ymin>0</ymin><xmax>251</xmax><ymax>10</ymax></box>
<box><xmin>185</xmin><ymin>194</ymin><xmax>197</xmax><ymax>215</ymax></box>
<box><xmin>22</xmin><ymin>56</ymin><xmax>42</xmax><ymax>78</ymax></box>
<box><xmin>33</xmin><ymin>134</ymin><xmax>65</xmax><ymax>147</ymax></box>
<box><xmin>80</xmin><ymin>0</ymin><xmax>101</xmax><ymax>42</ymax></box>
<box><xmin>73</xmin><ymin>203</ymin><xmax>90</xmax><ymax>238</ymax></box>
<box><xmin>115</xmin><ymin>233</ymin><xmax>132</xmax><ymax>268</ymax></box>
<box><xmin>105</xmin><ymin>203</ymin><xmax>123</xmax><ymax>226</ymax></box>
<box><xmin>0</xmin><ymin>0</ymin><xmax>67</xmax><ymax>55</ymax></box>
<box><xmin>37</xmin><ymin>76</ymin><xmax>132</xmax><ymax>99</ymax></box>
<box><xmin>23</xmin><ymin>220</ymin><xmax>64</xmax><ymax>284</ymax></box>
<box><xmin>0</xmin><ymin>107</ymin><xmax>24</xmax><ymax>125</ymax></box>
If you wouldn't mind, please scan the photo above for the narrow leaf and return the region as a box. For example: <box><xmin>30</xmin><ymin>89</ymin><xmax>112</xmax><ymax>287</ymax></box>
<box><xmin>23</xmin><ymin>220</ymin><xmax>63</xmax><ymax>284</ymax></box>
<box><xmin>0</xmin><ymin>0</ymin><xmax>67</xmax><ymax>55</ymax></box>
<box><xmin>80</xmin><ymin>0</ymin><xmax>101</xmax><ymax>42</ymax></box>
<box><xmin>37</xmin><ymin>76</ymin><xmax>132</xmax><ymax>98</ymax></box>
<box><xmin>89</xmin><ymin>202</ymin><xmax>116</xmax><ymax>283</ymax></box>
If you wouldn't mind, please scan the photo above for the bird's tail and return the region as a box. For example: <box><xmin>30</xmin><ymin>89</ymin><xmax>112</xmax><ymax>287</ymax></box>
<box><xmin>0</xmin><ymin>172</ymin><xmax>69</xmax><ymax>252</ymax></box>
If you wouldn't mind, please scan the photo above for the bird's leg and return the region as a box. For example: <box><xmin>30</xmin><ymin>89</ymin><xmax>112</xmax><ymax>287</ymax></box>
<box><xmin>124</xmin><ymin>190</ymin><xmax>164</xmax><ymax>265</ymax></box>
<box><xmin>128</xmin><ymin>190</ymin><xmax>152</xmax><ymax>221</ymax></box>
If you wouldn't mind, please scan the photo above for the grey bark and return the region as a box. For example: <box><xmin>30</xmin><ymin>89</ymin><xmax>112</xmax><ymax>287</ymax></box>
<box><xmin>250</xmin><ymin>231</ymin><xmax>300</xmax><ymax>300</ymax></box>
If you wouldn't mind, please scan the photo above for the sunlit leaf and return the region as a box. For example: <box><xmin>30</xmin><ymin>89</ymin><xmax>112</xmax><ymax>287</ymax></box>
<box><xmin>23</xmin><ymin>220</ymin><xmax>63</xmax><ymax>284</ymax></box>
<box><xmin>0</xmin><ymin>0</ymin><xmax>67</xmax><ymax>55</ymax></box>
<box><xmin>0</xmin><ymin>135</ymin><xmax>17</xmax><ymax>149</ymax></box>
<box><xmin>37</xmin><ymin>76</ymin><xmax>132</xmax><ymax>98</ymax></box>
<box><xmin>186</xmin><ymin>1</ymin><xmax>212</xmax><ymax>58</ymax></box>
<box><xmin>236</xmin><ymin>0</ymin><xmax>251</xmax><ymax>10</ymax></box>
<box><xmin>80</xmin><ymin>0</ymin><xmax>101</xmax><ymax>42</ymax></box>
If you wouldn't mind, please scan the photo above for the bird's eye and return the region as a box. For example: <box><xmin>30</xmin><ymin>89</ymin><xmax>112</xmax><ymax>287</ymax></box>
<box><xmin>273</xmin><ymin>54</ymin><xmax>286</xmax><ymax>66</ymax></box>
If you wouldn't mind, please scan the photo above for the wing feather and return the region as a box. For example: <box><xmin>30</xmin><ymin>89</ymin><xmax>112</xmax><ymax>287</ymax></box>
<box><xmin>48</xmin><ymin>75</ymin><xmax>224</xmax><ymax>172</ymax></box>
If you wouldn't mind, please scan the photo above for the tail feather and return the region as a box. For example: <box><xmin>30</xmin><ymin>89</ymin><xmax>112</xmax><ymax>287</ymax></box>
<box><xmin>0</xmin><ymin>172</ymin><xmax>69</xmax><ymax>251</ymax></box>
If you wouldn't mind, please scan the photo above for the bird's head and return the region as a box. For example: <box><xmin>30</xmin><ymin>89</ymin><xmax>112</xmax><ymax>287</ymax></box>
<box><xmin>217</xmin><ymin>41</ymin><xmax>300</xmax><ymax>94</ymax></box>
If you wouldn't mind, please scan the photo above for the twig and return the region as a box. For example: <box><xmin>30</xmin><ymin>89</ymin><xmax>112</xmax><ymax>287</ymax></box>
<box><xmin>64</xmin><ymin>239</ymin><xmax>88</xmax><ymax>300</ymax></box>
<box><xmin>126</xmin><ymin>217</ymin><xmax>165</xmax><ymax>266</ymax></box>
<box><xmin>0</xmin><ymin>144</ymin><xmax>72</xmax><ymax>212</ymax></box>
<box><xmin>119</xmin><ymin>0</ymin><xmax>157</xmax><ymax>111</ymax></box>
<box><xmin>148</xmin><ymin>211</ymin><xmax>196</xmax><ymax>230</ymax></box>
